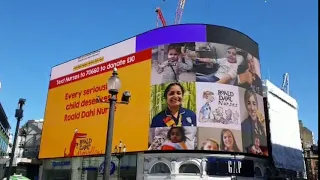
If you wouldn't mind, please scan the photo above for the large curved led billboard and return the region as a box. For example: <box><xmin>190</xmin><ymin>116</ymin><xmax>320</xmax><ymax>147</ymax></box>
<box><xmin>39</xmin><ymin>24</ymin><xmax>268</xmax><ymax>159</ymax></box>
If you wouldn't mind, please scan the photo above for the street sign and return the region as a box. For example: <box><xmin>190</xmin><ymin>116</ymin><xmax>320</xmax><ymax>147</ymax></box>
<box><xmin>98</xmin><ymin>161</ymin><xmax>116</xmax><ymax>175</ymax></box>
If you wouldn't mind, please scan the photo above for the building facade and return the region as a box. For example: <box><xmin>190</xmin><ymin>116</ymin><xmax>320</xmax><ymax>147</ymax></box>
<box><xmin>18</xmin><ymin>119</ymin><xmax>43</xmax><ymax>159</ymax></box>
<box><xmin>40</xmin><ymin>152</ymin><xmax>272</xmax><ymax>180</ymax></box>
<box><xmin>0</xmin><ymin>119</ymin><xmax>43</xmax><ymax>179</ymax></box>
<box><xmin>299</xmin><ymin>121</ymin><xmax>318</xmax><ymax>180</ymax></box>
<box><xmin>303</xmin><ymin>145</ymin><xmax>318</xmax><ymax>180</ymax></box>
<box><xmin>299</xmin><ymin>120</ymin><xmax>315</xmax><ymax>148</ymax></box>
<box><xmin>0</xmin><ymin>103</ymin><xmax>10</xmax><ymax>156</ymax></box>
<box><xmin>262</xmin><ymin>80</ymin><xmax>306</xmax><ymax>179</ymax></box>
<box><xmin>0</xmin><ymin>102</ymin><xmax>11</xmax><ymax>178</ymax></box>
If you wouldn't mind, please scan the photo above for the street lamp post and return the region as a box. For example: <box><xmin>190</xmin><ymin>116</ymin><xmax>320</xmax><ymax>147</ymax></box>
<box><xmin>6</xmin><ymin>98</ymin><xmax>26</xmax><ymax>180</ymax></box>
<box><xmin>114</xmin><ymin>140</ymin><xmax>127</xmax><ymax>180</ymax></box>
<box><xmin>96</xmin><ymin>68</ymin><xmax>131</xmax><ymax>180</ymax></box>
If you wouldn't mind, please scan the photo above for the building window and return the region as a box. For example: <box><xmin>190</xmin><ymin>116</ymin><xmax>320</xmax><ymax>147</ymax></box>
<box><xmin>179</xmin><ymin>163</ymin><xmax>200</xmax><ymax>174</ymax></box>
<box><xmin>87</xmin><ymin>170</ymin><xmax>98</xmax><ymax>179</ymax></box>
<box><xmin>0</xmin><ymin>139</ymin><xmax>3</xmax><ymax>151</ymax></box>
<box><xmin>150</xmin><ymin>162</ymin><xmax>170</xmax><ymax>174</ymax></box>
<box><xmin>118</xmin><ymin>154</ymin><xmax>137</xmax><ymax>180</ymax></box>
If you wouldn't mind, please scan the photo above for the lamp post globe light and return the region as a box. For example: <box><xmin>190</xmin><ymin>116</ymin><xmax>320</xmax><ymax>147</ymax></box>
<box><xmin>107</xmin><ymin>68</ymin><xmax>121</xmax><ymax>93</ymax></box>
<box><xmin>96</xmin><ymin>68</ymin><xmax>131</xmax><ymax>180</ymax></box>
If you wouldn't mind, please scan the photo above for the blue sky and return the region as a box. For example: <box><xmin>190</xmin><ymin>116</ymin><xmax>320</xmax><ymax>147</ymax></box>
<box><xmin>0</xmin><ymin>0</ymin><xmax>318</xmax><ymax>141</ymax></box>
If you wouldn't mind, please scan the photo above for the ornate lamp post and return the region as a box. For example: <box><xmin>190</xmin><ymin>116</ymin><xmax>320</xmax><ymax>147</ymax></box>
<box><xmin>96</xmin><ymin>68</ymin><xmax>131</xmax><ymax>180</ymax></box>
<box><xmin>6</xmin><ymin>98</ymin><xmax>26</xmax><ymax>180</ymax></box>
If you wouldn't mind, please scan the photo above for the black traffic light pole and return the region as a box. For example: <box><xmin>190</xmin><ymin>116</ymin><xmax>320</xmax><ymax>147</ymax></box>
<box><xmin>6</xmin><ymin>98</ymin><xmax>26</xmax><ymax>180</ymax></box>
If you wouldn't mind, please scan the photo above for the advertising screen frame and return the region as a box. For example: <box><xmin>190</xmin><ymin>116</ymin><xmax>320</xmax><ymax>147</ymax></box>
<box><xmin>40</xmin><ymin>24</ymin><xmax>269</xmax><ymax>159</ymax></box>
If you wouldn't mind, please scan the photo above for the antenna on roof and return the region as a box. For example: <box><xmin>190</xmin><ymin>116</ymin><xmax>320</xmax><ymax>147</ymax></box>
<box><xmin>267</xmin><ymin>68</ymin><xmax>271</xmax><ymax>81</ymax></box>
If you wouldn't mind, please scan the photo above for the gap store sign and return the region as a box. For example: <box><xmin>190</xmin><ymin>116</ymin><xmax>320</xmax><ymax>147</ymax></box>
<box><xmin>206</xmin><ymin>158</ymin><xmax>255</xmax><ymax>177</ymax></box>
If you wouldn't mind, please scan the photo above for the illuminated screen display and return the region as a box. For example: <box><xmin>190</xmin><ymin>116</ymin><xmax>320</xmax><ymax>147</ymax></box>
<box><xmin>39</xmin><ymin>24</ymin><xmax>268</xmax><ymax>159</ymax></box>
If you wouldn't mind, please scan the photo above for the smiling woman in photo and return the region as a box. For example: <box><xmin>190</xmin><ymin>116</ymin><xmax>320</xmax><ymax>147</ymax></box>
<box><xmin>241</xmin><ymin>89</ymin><xmax>266</xmax><ymax>153</ymax></box>
<box><xmin>220</xmin><ymin>129</ymin><xmax>240</xmax><ymax>152</ymax></box>
<box><xmin>150</xmin><ymin>82</ymin><xmax>197</xmax><ymax>128</ymax></box>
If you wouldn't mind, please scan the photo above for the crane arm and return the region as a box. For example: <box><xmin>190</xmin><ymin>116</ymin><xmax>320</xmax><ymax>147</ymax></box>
<box><xmin>174</xmin><ymin>0</ymin><xmax>186</xmax><ymax>24</ymax></box>
<box><xmin>281</xmin><ymin>73</ymin><xmax>290</xmax><ymax>94</ymax></box>
<box><xmin>155</xmin><ymin>7</ymin><xmax>167</xmax><ymax>26</ymax></box>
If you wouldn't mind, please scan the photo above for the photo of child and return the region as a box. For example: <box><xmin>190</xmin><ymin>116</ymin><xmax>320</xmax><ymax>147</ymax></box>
<box><xmin>161</xmin><ymin>127</ymin><xmax>188</xmax><ymax>150</ymax></box>
<box><xmin>200</xmin><ymin>138</ymin><xmax>219</xmax><ymax>151</ymax></box>
<box><xmin>250</xmin><ymin>136</ymin><xmax>263</xmax><ymax>155</ymax></box>
<box><xmin>196</xmin><ymin>82</ymin><xmax>241</xmax><ymax>130</ymax></box>
<box><xmin>148</xmin><ymin>126</ymin><xmax>197</xmax><ymax>150</ymax></box>
<box><xmin>197</xmin><ymin>127</ymin><xmax>243</xmax><ymax>152</ymax></box>
<box><xmin>151</xmin><ymin>43</ymin><xmax>196</xmax><ymax>85</ymax></box>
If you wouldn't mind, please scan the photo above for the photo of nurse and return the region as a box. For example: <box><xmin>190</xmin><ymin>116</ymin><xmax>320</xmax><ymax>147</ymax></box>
<box><xmin>239</xmin><ymin>88</ymin><xmax>268</xmax><ymax>155</ymax></box>
<box><xmin>150</xmin><ymin>82</ymin><xmax>197</xmax><ymax>128</ymax></box>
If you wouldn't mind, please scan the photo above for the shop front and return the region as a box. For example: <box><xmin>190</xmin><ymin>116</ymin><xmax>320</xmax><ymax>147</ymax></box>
<box><xmin>42</xmin><ymin>158</ymin><xmax>72</xmax><ymax>180</ymax></box>
<box><xmin>139</xmin><ymin>153</ymin><xmax>267</xmax><ymax>180</ymax></box>
<box><xmin>80</xmin><ymin>154</ymin><xmax>137</xmax><ymax>180</ymax></box>
<box><xmin>41</xmin><ymin>154</ymin><xmax>138</xmax><ymax>180</ymax></box>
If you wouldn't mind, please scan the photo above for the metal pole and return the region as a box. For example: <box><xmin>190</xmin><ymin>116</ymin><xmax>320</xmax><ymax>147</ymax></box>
<box><xmin>6</xmin><ymin>119</ymin><xmax>20</xmax><ymax>179</ymax></box>
<box><xmin>117</xmin><ymin>156</ymin><xmax>121</xmax><ymax>180</ymax></box>
<box><xmin>7</xmin><ymin>99</ymin><xmax>25</xmax><ymax>180</ymax></box>
<box><xmin>103</xmin><ymin>94</ymin><xmax>117</xmax><ymax>180</ymax></box>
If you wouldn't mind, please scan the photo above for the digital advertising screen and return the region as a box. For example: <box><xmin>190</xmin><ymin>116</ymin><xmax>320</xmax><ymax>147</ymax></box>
<box><xmin>39</xmin><ymin>24</ymin><xmax>268</xmax><ymax>159</ymax></box>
